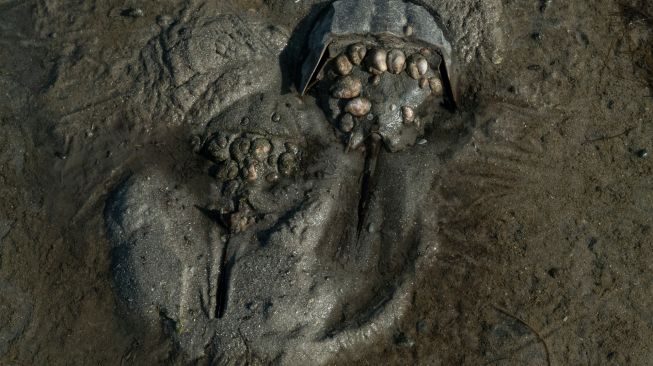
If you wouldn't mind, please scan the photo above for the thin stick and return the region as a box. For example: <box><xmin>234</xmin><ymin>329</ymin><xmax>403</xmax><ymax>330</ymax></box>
<box><xmin>492</xmin><ymin>305</ymin><xmax>552</xmax><ymax>366</ymax></box>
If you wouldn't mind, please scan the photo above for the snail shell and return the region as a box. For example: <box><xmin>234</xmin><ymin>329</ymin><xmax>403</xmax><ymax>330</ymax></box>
<box><xmin>331</xmin><ymin>76</ymin><xmax>362</xmax><ymax>99</ymax></box>
<box><xmin>347</xmin><ymin>43</ymin><xmax>367</xmax><ymax>66</ymax></box>
<box><xmin>366</xmin><ymin>48</ymin><xmax>388</xmax><ymax>75</ymax></box>
<box><xmin>334</xmin><ymin>54</ymin><xmax>353</xmax><ymax>76</ymax></box>
<box><xmin>401</xmin><ymin>106</ymin><xmax>415</xmax><ymax>124</ymax></box>
<box><xmin>429</xmin><ymin>77</ymin><xmax>444</xmax><ymax>96</ymax></box>
<box><xmin>387</xmin><ymin>49</ymin><xmax>406</xmax><ymax>74</ymax></box>
<box><xmin>407</xmin><ymin>54</ymin><xmax>429</xmax><ymax>79</ymax></box>
<box><xmin>340</xmin><ymin>113</ymin><xmax>355</xmax><ymax>133</ymax></box>
<box><xmin>345</xmin><ymin>97</ymin><xmax>372</xmax><ymax>117</ymax></box>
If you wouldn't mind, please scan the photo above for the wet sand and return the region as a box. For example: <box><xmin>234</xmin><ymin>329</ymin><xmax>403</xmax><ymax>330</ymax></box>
<box><xmin>0</xmin><ymin>0</ymin><xmax>652</xmax><ymax>364</ymax></box>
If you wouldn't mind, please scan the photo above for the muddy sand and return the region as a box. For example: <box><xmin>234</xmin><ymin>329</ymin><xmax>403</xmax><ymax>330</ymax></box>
<box><xmin>0</xmin><ymin>0</ymin><xmax>652</xmax><ymax>364</ymax></box>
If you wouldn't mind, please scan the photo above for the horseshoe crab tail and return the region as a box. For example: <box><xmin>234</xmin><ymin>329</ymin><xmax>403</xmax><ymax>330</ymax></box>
<box><xmin>356</xmin><ymin>132</ymin><xmax>382</xmax><ymax>236</ymax></box>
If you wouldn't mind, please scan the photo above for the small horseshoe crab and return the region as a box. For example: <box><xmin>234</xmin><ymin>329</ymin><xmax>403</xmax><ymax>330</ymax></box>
<box><xmin>300</xmin><ymin>0</ymin><xmax>457</xmax><ymax>152</ymax></box>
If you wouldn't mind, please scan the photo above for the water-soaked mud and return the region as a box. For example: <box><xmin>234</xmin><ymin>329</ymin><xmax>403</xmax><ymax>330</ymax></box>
<box><xmin>1</xmin><ymin>0</ymin><xmax>652</xmax><ymax>365</ymax></box>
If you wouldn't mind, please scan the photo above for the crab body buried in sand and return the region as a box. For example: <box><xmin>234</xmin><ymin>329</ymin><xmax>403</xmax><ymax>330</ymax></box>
<box><xmin>198</xmin><ymin>0</ymin><xmax>456</xmax><ymax>234</ymax></box>
<box><xmin>300</xmin><ymin>0</ymin><xmax>456</xmax><ymax>152</ymax></box>
<box><xmin>106</xmin><ymin>0</ymin><xmax>463</xmax><ymax>364</ymax></box>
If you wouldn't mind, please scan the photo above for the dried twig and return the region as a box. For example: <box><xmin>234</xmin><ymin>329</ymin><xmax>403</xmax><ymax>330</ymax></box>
<box><xmin>492</xmin><ymin>305</ymin><xmax>552</xmax><ymax>366</ymax></box>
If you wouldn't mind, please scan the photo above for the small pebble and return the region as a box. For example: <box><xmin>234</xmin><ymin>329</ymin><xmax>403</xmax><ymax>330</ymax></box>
<box><xmin>271</xmin><ymin>112</ymin><xmax>281</xmax><ymax>122</ymax></box>
<box><xmin>636</xmin><ymin>149</ymin><xmax>649</xmax><ymax>158</ymax></box>
<box><xmin>121</xmin><ymin>8</ymin><xmax>144</xmax><ymax>18</ymax></box>
<box><xmin>266</xmin><ymin>172</ymin><xmax>279</xmax><ymax>183</ymax></box>
<box><xmin>241</xmin><ymin>117</ymin><xmax>250</xmax><ymax>125</ymax></box>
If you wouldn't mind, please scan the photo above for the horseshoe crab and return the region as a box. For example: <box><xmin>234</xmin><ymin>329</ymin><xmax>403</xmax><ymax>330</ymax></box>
<box><xmin>106</xmin><ymin>4</ymin><xmax>464</xmax><ymax>363</ymax></box>
<box><xmin>300</xmin><ymin>0</ymin><xmax>456</xmax><ymax>152</ymax></box>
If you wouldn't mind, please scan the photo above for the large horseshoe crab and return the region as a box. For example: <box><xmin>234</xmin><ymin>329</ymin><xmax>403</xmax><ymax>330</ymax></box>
<box><xmin>106</xmin><ymin>2</ymin><xmax>459</xmax><ymax>364</ymax></box>
<box><xmin>300</xmin><ymin>0</ymin><xmax>457</xmax><ymax>152</ymax></box>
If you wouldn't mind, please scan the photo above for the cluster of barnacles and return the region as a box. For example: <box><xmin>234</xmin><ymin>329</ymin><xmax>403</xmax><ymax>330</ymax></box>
<box><xmin>201</xmin><ymin>132</ymin><xmax>301</xmax><ymax>232</ymax></box>
<box><xmin>314</xmin><ymin>43</ymin><xmax>444</xmax><ymax>148</ymax></box>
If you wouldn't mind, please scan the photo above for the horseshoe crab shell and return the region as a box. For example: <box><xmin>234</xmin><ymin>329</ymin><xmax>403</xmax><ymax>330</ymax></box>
<box><xmin>299</xmin><ymin>0</ymin><xmax>456</xmax><ymax>100</ymax></box>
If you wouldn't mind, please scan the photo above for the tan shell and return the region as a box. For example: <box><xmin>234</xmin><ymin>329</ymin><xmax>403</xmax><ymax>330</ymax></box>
<box><xmin>334</xmin><ymin>54</ymin><xmax>353</xmax><ymax>75</ymax></box>
<box><xmin>345</xmin><ymin>97</ymin><xmax>372</xmax><ymax>116</ymax></box>
<box><xmin>250</xmin><ymin>139</ymin><xmax>271</xmax><ymax>161</ymax></box>
<box><xmin>387</xmin><ymin>49</ymin><xmax>406</xmax><ymax>74</ymax></box>
<box><xmin>347</xmin><ymin>43</ymin><xmax>367</xmax><ymax>66</ymax></box>
<box><xmin>340</xmin><ymin>113</ymin><xmax>355</xmax><ymax>132</ymax></box>
<box><xmin>331</xmin><ymin>76</ymin><xmax>362</xmax><ymax>99</ymax></box>
<box><xmin>429</xmin><ymin>77</ymin><xmax>443</xmax><ymax>96</ymax></box>
<box><xmin>366</xmin><ymin>49</ymin><xmax>387</xmax><ymax>75</ymax></box>
<box><xmin>242</xmin><ymin>163</ymin><xmax>259</xmax><ymax>182</ymax></box>
<box><xmin>407</xmin><ymin>55</ymin><xmax>428</xmax><ymax>79</ymax></box>
<box><xmin>418</xmin><ymin>77</ymin><xmax>429</xmax><ymax>89</ymax></box>
<box><xmin>401</xmin><ymin>106</ymin><xmax>415</xmax><ymax>123</ymax></box>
